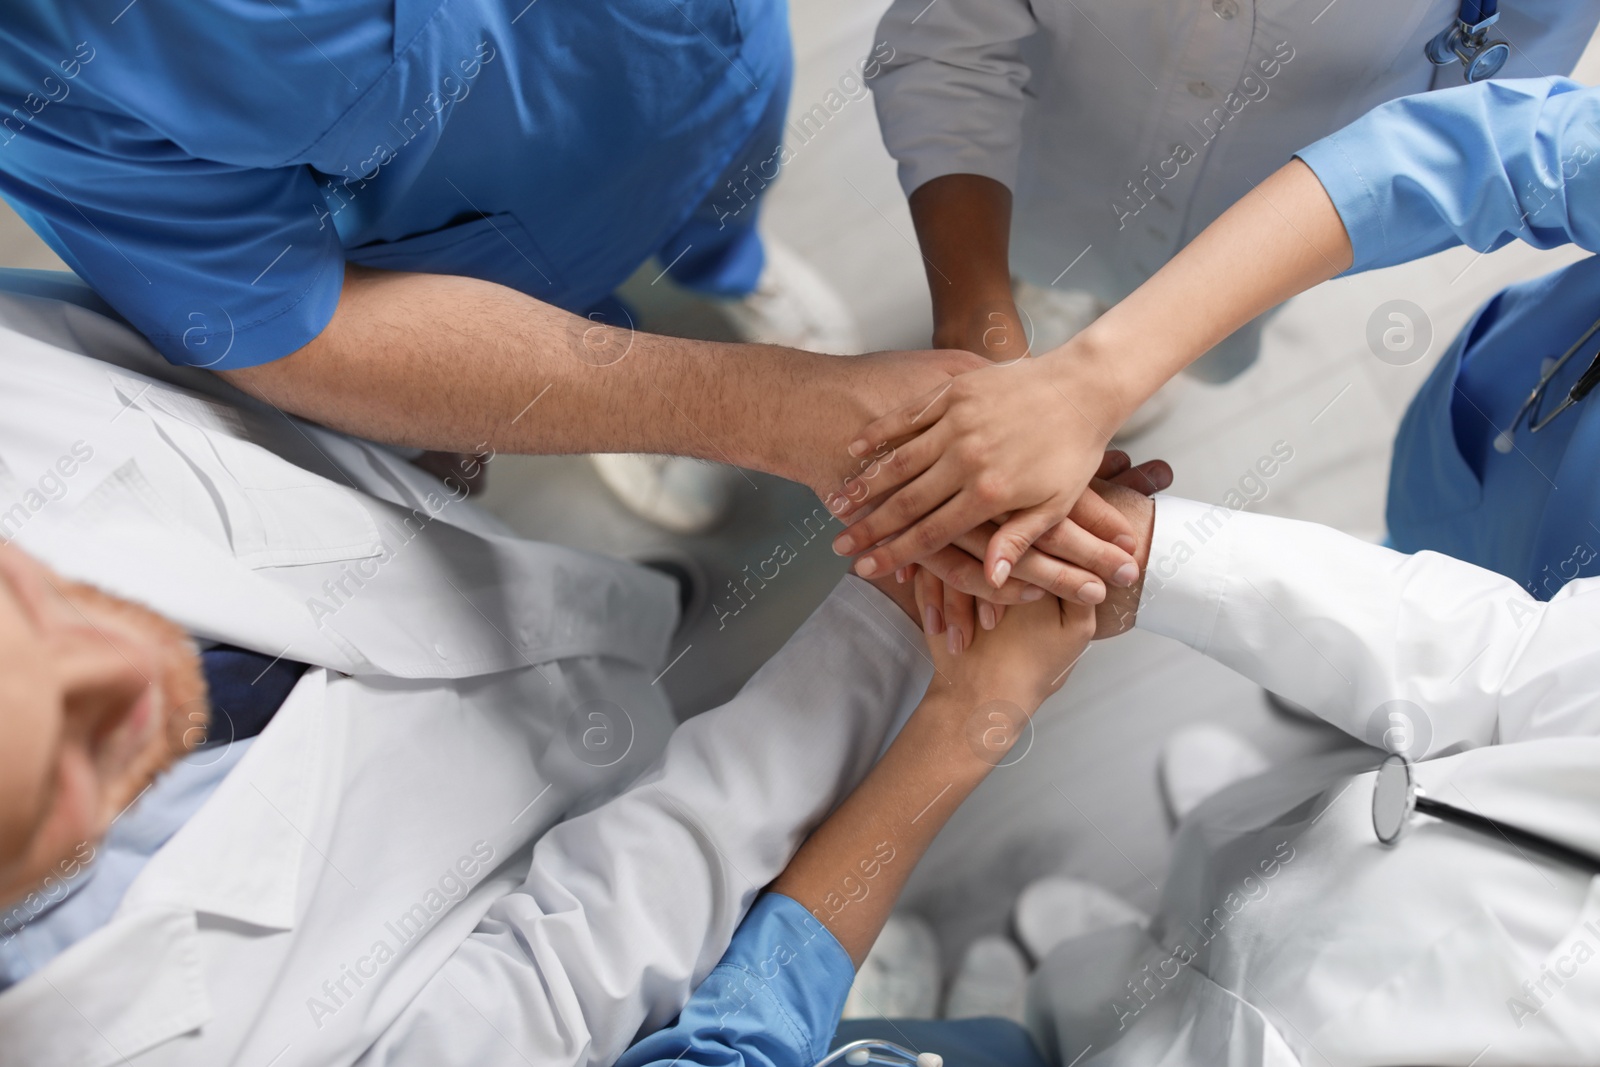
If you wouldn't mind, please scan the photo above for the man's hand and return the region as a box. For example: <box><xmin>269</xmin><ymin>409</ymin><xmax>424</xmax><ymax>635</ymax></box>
<box><xmin>1090</xmin><ymin>480</ymin><xmax>1156</xmax><ymax>640</ymax></box>
<box><xmin>794</xmin><ymin>347</ymin><xmax>988</xmax><ymax>504</ymax></box>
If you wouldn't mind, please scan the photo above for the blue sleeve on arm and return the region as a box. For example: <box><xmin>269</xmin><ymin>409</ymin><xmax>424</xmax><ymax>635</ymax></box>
<box><xmin>614</xmin><ymin>893</ymin><xmax>856</xmax><ymax>1067</ymax></box>
<box><xmin>1296</xmin><ymin>77</ymin><xmax>1600</xmax><ymax>274</ymax></box>
<box><xmin>0</xmin><ymin>106</ymin><xmax>344</xmax><ymax>370</ymax></box>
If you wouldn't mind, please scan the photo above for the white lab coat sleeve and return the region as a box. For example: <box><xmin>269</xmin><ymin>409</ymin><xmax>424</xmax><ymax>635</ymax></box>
<box><xmin>359</xmin><ymin>578</ymin><xmax>931</xmax><ymax>1067</ymax></box>
<box><xmin>870</xmin><ymin>0</ymin><xmax>1040</xmax><ymax>195</ymax></box>
<box><xmin>1135</xmin><ymin>495</ymin><xmax>1600</xmax><ymax>756</ymax></box>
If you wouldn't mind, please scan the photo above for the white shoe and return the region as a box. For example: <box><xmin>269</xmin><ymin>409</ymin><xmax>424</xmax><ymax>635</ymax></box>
<box><xmin>842</xmin><ymin>912</ymin><xmax>941</xmax><ymax>1020</ymax></box>
<box><xmin>1158</xmin><ymin>724</ymin><xmax>1269</xmax><ymax>824</ymax></box>
<box><xmin>942</xmin><ymin>935</ymin><xmax>1030</xmax><ymax>1022</ymax></box>
<box><xmin>1012</xmin><ymin>876</ymin><xmax>1149</xmax><ymax>964</ymax></box>
<box><xmin>589</xmin><ymin>453</ymin><xmax>739</xmax><ymax>534</ymax></box>
<box><xmin>716</xmin><ymin>236</ymin><xmax>864</xmax><ymax>355</ymax></box>
<box><xmin>1010</xmin><ymin>280</ymin><xmax>1106</xmax><ymax>354</ymax></box>
<box><xmin>1011</xmin><ymin>280</ymin><xmax>1181</xmax><ymax>439</ymax></box>
<box><xmin>1111</xmin><ymin>375</ymin><xmax>1188</xmax><ymax>442</ymax></box>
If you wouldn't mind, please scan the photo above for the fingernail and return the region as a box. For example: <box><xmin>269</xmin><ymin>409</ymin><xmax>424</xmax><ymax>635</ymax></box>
<box><xmin>848</xmin><ymin>439</ymin><xmax>869</xmax><ymax>457</ymax></box>
<box><xmin>1112</xmin><ymin>563</ymin><xmax>1139</xmax><ymax>587</ymax></box>
<box><xmin>896</xmin><ymin>566</ymin><xmax>909</xmax><ymax>584</ymax></box>
<box><xmin>979</xmin><ymin>602</ymin><xmax>996</xmax><ymax>630</ymax></box>
<box><xmin>946</xmin><ymin>627</ymin><xmax>961</xmax><ymax>654</ymax></box>
<box><xmin>923</xmin><ymin>605</ymin><xmax>941</xmax><ymax>635</ymax></box>
<box><xmin>1114</xmin><ymin>535</ymin><xmax>1136</xmax><ymax>553</ymax></box>
<box><xmin>826</xmin><ymin>494</ymin><xmax>847</xmax><ymax>514</ymax></box>
<box><xmin>1079</xmin><ymin>581</ymin><xmax>1106</xmax><ymax>604</ymax></box>
<box><xmin>854</xmin><ymin>556</ymin><xmax>878</xmax><ymax>578</ymax></box>
<box><xmin>990</xmin><ymin>559</ymin><xmax>1012</xmax><ymax>587</ymax></box>
<box><xmin>832</xmin><ymin>534</ymin><xmax>853</xmax><ymax>555</ymax></box>
<box><xmin>1020</xmin><ymin>586</ymin><xmax>1045</xmax><ymax>602</ymax></box>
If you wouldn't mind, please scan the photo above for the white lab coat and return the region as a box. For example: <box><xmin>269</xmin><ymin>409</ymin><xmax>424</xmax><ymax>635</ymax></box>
<box><xmin>870</xmin><ymin>0</ymin><xmax>1600</xmax><ymax>379</ymax></box>
<box><xmin>1026</xmin><ymin>497</ymin><xmax>1600</xmax><ymax>1065</ymax></box>
<box><xmin>0</xmin><ymin>276</ymin><xmax>932</xmax><ymax>1067</ymax></box>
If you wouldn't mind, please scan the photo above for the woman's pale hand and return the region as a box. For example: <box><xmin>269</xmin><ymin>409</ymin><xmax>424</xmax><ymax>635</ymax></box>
<box><xmin>828</xmin><ymin>351</ymin><xmax>1135</xmax><ymax>588</ymax></box>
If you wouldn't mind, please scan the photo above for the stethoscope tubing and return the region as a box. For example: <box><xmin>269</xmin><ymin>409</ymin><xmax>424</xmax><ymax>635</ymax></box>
<box><xmin>1415</xmin><ymin>795</ymin><xmax>1600</xmax><ymax>875</ymax></box>
<box><xmin>1501</xmin><ymin>311</ymin><xmax>1600</xmax><ymax>442</ymax></box>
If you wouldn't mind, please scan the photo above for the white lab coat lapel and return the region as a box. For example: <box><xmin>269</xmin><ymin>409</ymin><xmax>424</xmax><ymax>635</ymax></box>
<box><xmin>0</xmin><ymin>907</ymin><xmax>213</xmax><ymax>1067</ymax></box>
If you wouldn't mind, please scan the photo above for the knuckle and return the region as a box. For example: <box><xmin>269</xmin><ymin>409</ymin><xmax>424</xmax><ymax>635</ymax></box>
<box><xmin>973</xmin><ymin>475</ymin><xmax>1008</xmax><ymax>508</ymax></box>
<box><xmin>910</xmin><ymin>523</ymin><xmax>944</xmax><ymax>556</ymax></box>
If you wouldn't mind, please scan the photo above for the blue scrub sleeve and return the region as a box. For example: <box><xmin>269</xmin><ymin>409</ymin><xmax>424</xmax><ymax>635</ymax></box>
<box><xmin>614</xmin><ymin>893</ymin><xmax>855</xmax><ymax>1067</ymax></box>
<box><xmin>1296</xmin><ymin>77</ymin><xmax>1600</xmax><ymax>274</ymax></box>
<box><xmin>0</xmin><ymin>113</ymin><xmax>343</xmax><ymax>370</ymax></box>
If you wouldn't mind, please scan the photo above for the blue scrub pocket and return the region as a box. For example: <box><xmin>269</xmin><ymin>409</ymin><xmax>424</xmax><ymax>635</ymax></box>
<box><xmin>345</xmin><ymin>212</ymin><xmax>565</xmax><ymax>302</ymax></box>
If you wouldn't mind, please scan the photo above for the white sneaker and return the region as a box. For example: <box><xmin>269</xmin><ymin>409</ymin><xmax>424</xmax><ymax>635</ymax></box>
<box><xmin>589</xmin><ymin>453</ymin><xmax>739</xmax><ymax>534</ymax></box>
<box><xmin>1010</xmin><ymin>279</ymin><xmax>1181</xmax><ymax>440</ymax></box>
<box><xmin>1112</xmin><ymin>375</ymin><xmax>1188</xmax><ymax>442</ymax></box>
<box><xmin>1158</xmin><ymin>724</ymin><xmax>1269</xmax><ymax>824</ymax></box>
<box><xmin>842</xmin><ymin>912</ymin><xmax>941</xmax><ymax>1020</ymax></box>
<box><xmin>1012</xmin><ymin>875</ymin><xmax>1149</xmax><ymax>964</ymax></box>
<box><xmin>1010</xmin><ymin>280</ymin><xmax>1106</xmax><ymax>354</ymax></box>
<box><xmin>716</xmin><ymin>236</ymin><xmax>864</xmax><ymax>355</ymax></box>
<box><xmin>942</xmin><ymin>935</ymin><xmax>1030</xmax><ymax>1022</ymax></box>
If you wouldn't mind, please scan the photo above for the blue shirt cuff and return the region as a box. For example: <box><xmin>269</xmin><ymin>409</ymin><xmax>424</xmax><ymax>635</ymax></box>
<box><xmin>1295</xmin><ymin>131</ymin><xmax>1385</xmax><ymax>277</ymax></box>
<box><xmin>615</xmin><ymin>893</ymin><xmax>855</xmax><ymax>1067</ymax></box>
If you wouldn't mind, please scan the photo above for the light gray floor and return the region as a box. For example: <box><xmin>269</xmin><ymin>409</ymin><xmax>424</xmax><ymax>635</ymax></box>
<box><xmin>4</xmin><ymin>9</ymin><xmax>1598</xmax><ymax>997</ymax></box>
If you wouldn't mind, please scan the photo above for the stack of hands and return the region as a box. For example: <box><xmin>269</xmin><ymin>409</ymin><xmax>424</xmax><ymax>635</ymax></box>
<box><xmin>819</xmin><ymin>349</ymin><xmax>1172</xmax><ymax>655</ymax></box>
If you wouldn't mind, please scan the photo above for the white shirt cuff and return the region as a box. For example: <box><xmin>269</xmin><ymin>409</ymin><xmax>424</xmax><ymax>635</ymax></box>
<box><xmin>1134</xmin><ymin>494</ymin><xmax>1239</xmax><ymax>653</ymax></box>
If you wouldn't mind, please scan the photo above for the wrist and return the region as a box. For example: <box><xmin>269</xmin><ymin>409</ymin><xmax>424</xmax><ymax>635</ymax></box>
<box><xmin>1037</xmin><ymin>324</ymin><xmax>1144</xmax><ymax>431</ymax></box>
<box><xmin>765</xmin><ymin>350</ymin><xmax>863</xmax><ymax>489</ymax></box>
<box><xmin>913</xmin><ymin>688</ymin><xmax>1033</xmax><ymax>781</ymax></box>
<box><xmin>932</xmin><ymin>296</ymin><xmax>1027</xmax><ymax>361</ymax></box>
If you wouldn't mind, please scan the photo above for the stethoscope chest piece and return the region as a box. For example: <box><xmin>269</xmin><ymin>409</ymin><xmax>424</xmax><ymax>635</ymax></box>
<box><xmin>1426</xmin><ymin>0</ymin><xmax>1510</xmax><ymax>83</ymax></box>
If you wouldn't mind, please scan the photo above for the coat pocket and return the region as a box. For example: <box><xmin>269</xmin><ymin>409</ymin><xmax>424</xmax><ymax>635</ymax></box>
<box><xmin>110</xmin><ymin>374</ymin><xmax>384</xmax><ymax>569</ymax></box>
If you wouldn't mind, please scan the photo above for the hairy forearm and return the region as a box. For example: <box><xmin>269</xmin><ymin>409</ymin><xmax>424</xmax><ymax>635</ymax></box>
<box><xmin>1062</xmin><ymin>159</ymin><xmax>1353</xmax><ymax>417</ymax></box>
<box><xmin>768</xmin><ymin>687</ymin><xmax>995</xmax><ymax>966</ymax></box>
<box><xmin>220</xmin><ymin>266</ymin><xmax>869</xmax><ymax>486</ymax></box>
<box><xmin>909</xmin><ymin>174</ymin><xmax>1024</xmax><ymax>358</ymax></box>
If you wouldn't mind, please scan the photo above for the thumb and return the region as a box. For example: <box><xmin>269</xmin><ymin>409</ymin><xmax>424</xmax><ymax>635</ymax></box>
<box><xmin>984</xmin><ymin>503</ymin><xmax>1063</xmax><ymax>588</ymax></box>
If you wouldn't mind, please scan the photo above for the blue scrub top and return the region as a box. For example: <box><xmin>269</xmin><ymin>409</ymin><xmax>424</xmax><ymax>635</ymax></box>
<box><xmin>0</xmin><ymin>0</ymin><xmax>788</xmax><ymax>369</ymax></box>
<box><xmin>614</xmin><ymin>892</ymin><xmax>1051</xmax><ymax>1067</ymax></box>
<box><xmin>1298</xmin><ymin>78</ymin><xmax>1600</xmax><ymax>599</ymax></box>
